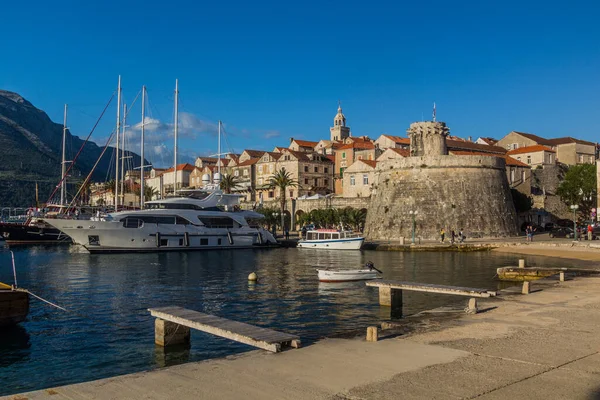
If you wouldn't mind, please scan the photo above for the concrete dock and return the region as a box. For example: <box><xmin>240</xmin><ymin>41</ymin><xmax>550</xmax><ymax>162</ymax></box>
<box><xmin>6</xmin><ymin>276</ymin><xmax>600</xmax><ymax>399</ymax></box>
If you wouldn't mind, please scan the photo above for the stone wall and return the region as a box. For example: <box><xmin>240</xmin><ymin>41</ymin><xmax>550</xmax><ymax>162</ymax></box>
<box><xmin>365</xmin><ymin>155</ymin><xmax>519</xmax><ymax>240</ymax></box>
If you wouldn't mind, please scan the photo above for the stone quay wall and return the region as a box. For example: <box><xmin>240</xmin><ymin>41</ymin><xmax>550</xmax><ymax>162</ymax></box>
<box><xmin>364</xmin><ymin>155</ymin><xmax>519</xmax><ymax>240</ymax></box>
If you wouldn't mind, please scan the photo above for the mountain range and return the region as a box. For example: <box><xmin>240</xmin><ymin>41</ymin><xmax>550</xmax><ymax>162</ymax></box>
<box><xmin>0</xmin><ymin>90</ymin><xmax>144</xmax><ymax>207</ymax></box>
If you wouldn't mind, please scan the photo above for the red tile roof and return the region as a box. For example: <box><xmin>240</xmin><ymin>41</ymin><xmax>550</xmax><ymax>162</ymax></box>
<box><xmin>291</xmin><ymin>139</ymin><xmax>319</xmax><ymax>147</ymax></box>
<box><xmin>283</xmin><ymin>149</ymin><xmax>310</xmax><ymax>161</ymax></box>
<box><xmin>510</xmin><ymin>131</ymin><xmax>554</xmax><ymax>146</ymax></box>
<box><xmin>507</xmin><ymin>145</ymin><xmax>555</xmax><ymax>155</ymax></box>
<box><xmin>389</xmin><ymin>148</ymin><xmax>410</xmax><ymax>157</ymax></box>
<box><xmin>195</xmin><ymin>157</ymin><xmax>219</xmax><ymax>163</ymax></box>
<box><xmin>237</xmin><ymin>158</ymin><xmax>259</xmax><ymax>166</ymax></box>
<box><xmin>359</xmin><ymin>159</ymin><xmax>377</xmax><ymax>168</ymax></box>
<box><xmin>478</xmin><ymin>137</ymin><xmax>498</xmax><ymax>145</ymax></box>
<box><xmin>446</xmin><ymin>139</ymin><xmax>507</xmax><ymax>154</ymax></box>
<box><xmin>337</xmin><ymin>142</ymin><xmax>375</xmax><ymax>150</ymax></box>
<box><xmin>381</xmin><ymin>134</ymin><xmax>408</xmax><ymax>144</ymax></box>
<box><xmin>242</xmin><ymin>149</ymin><xmax>266</xmax><ymax>158</ymax></box>
<box><xmin>546</xmin><ymin>137</ymin><xmax>596</xmax><ymax>146</ymax></box>
<box><xmin>450</xmin><ymin>151</ymin><xmax>531</xmax><ymax>168</ymax></box>
<box><xmin>162</xmin><ymin>163</ymin><xmax>197</xmax><ymax>173</ymax></box>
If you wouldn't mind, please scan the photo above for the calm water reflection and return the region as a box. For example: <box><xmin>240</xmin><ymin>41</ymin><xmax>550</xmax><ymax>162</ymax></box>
<box><xmin>0</xmin><ymin>246</ymin><xmax>574</xmax><ymax>395</ymax></box>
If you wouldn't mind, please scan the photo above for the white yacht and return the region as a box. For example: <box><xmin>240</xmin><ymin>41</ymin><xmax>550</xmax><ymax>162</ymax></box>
<box><xmin>45</xmin><ymin>189</ymin><xmax>277</xmax><ymax>253</ymax></box>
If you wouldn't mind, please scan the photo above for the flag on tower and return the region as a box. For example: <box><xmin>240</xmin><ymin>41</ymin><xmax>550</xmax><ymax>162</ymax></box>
<box><xmin>433</xmin><ymin>102</ymin><xmax>436</xmax><ymax>122</ymax></box>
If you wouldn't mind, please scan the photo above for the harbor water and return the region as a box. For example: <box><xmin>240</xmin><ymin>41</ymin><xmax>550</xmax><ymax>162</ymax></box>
<box><xmin>0</xmin><ymin>246</ymin><xmax>574</xmax><ymax>396</ymax></box>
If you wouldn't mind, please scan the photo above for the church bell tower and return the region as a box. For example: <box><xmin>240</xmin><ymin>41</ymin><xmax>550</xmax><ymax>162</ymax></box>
<box><xmin>330</xmin><ymin>102</ymin><xmax>350</xmax><ymax>141</ymax></box>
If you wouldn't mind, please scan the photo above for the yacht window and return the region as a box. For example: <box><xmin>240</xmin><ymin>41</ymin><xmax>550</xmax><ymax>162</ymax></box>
<box><xmin>179</xmin><ymin>239</ymin><xmax>184</xmax><ymax>246</ymax></box>
<box><xmin>175</xmin><ymin>216</ymin><xmax>191</xmax><ymax>225</ymax></box>
<box><xmin>218</xmin><ymin>238</ymin><xmax>222</xmax><ymax>245</ymax></box>
<box><xmin>200</xmin><ymin>238</ymin><xmax>209</xmax><ymax>245</ymax></box>
<box><xmin>160</xmin><ymin>239</ymin><xmax>168</xmax><ymax>246</ymax></box>
<box><xmin>123</xmin><ymin>218</ymin><xmax>144</xmax><ymax>228</ymax></box>
<box><xmin>198</xmin><ymin>217</ymin><xmax>235</xmax><ymax>228</ymax></box>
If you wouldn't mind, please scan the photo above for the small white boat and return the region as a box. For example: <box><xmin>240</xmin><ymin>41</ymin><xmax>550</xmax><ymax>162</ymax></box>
<box><xmin>298</xmin><ymin>229</ymin><xmax>364</xmax><ymax>250</ymax></box>
<box><xmin>316</xmin><ymin>268</ymin><xmax>381</xmax><ymax>282</ymax></box>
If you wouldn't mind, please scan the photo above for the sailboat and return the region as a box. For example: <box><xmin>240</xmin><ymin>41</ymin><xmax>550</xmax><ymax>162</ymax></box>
<box><xmin>46</xmin><ymin>80</ymin><xmax>277</xmax><ymax>252</ymax></box>
<box><xmin>0</xmin><ymin>105</ymin><xmax>73</xmax><ymax>244</ymax></box>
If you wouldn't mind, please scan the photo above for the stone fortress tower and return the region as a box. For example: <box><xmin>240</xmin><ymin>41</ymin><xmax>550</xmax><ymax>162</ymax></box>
<box><xmin>364</xmin><ymin>121</ymin><xmax>518</xmax><ymax>240</ymax></box>
<box><xmin>330</xmin><ymin>102</ymin><xmax>350</xmax><ymax>141</ymax></box>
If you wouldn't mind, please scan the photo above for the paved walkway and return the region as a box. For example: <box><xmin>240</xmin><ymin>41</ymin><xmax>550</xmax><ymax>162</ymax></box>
<box><xmin>6</xmin><ymin>277</ymin><xmax>600</xmax><ymax>399</ymax></box>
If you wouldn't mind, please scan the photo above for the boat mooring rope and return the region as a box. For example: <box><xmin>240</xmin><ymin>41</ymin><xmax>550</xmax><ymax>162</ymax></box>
<box><xmin>14</xmin><ymin>288</ymin><xmax>68</xmax><ymax>312</ymax></box>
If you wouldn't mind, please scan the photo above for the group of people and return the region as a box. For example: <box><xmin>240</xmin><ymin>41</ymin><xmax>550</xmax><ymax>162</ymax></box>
<box><xmin>439</xmin><ymin>228</ymin><xmax>465</xmax><ymax>244</ymax></box>
<box><xmin>525</xmin><ymin>225</ymin><xmax>537</xmax><ymax>242</ymax></box>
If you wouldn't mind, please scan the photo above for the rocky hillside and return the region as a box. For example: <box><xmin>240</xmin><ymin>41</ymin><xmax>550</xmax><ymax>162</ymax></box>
<box><xmin>0</xmin><ymin>90</ymin><xmax>144</xmax><ymax>207</ymax></box>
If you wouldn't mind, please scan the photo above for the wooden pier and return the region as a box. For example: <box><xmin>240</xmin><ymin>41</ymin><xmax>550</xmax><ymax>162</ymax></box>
<box><xmin>366</xmin><ymin>280</ymin><xmax>497</xmax><ymax>316</ymax></box>
<box><xmin>149</xmin><ymin>306</ymin><xmax>301</xmax><ymax>353</ymax></box>
<box><xmin>496</xmin><ymin>266</ymin><xmax>600</xmax><ymax>281</ymax></box>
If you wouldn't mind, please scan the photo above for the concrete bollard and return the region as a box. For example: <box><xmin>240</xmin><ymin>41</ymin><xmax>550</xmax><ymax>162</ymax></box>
<box><xmin>522</xmin><ymin>281</ymin><xmax>531</xmax><ymax>295</ymax></box>
<box><xmin>366</xmin><ymin>326</ymin><xmax>378</xmax><ymax>342</ymax></box>
<box><xmin>399</xmin><ymin>237</ymin><xmax>405</xmax><ymax>245</ymax></box>
<box><xmin>465</xmin><ymin>298</ymin><xmax>478</xmax><ymax>314</ymax></box>
<box><xmin>519</xmin><ymin>259</ymin><xmax>525</xmax><ymax>269</ymax></box>
<box><xmin>559</xmin><ymin>271</ymin><xmax>565</xmax><ymax>282</ymax></box>
<box><xmin>155</xmin><ymin>318</ymin><xmax>190</xmax><ymax>347</ymax></box>
<box><xmin>248</xmin><ymin>272</ymin><xmax>258</xmax><ymax>282</ymax></box>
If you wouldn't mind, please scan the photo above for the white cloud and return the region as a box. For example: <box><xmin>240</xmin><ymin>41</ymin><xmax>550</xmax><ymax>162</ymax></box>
<box><xmin>263</xmin><ymin>130</ymin><xmax>281</xmax><ymax>139</ymax></box>
<box><xmin>130</xmin><ymin>112</ymin><xmax>218</xmax><ymax>140</ymax></box>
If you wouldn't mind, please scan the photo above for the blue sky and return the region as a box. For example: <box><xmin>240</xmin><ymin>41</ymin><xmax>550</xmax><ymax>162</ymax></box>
<box><xmin>1</xmin><ymin>0</ymin><xmax>599</xmax><ymax>168</ymax></box>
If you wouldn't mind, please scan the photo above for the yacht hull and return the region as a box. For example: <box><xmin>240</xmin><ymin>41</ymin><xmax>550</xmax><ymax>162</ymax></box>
<box><xmin>46</xmin><ymin>219</ymin><xmax>275</xmax><ymax>253</ymax></box>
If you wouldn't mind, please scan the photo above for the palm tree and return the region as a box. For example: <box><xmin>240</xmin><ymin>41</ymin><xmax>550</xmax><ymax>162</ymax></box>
<box><xmin>134</xmin><ymin>185</ymin><xmax>158</xmax><ymax>203</ymax></box>
<box><xmin>144</xmin><ymin>186</ymin><xmax>157</xmax><ymax>202</ymax></box>
<box><xmin>269</xmin><ymin>167</ymin><xmax>298</xmax><ymax>233</ymax></box>
<box><xmin>220</xmin><ymin>174</ymin><xmax>241</xmax><ymax>194</ymax></box>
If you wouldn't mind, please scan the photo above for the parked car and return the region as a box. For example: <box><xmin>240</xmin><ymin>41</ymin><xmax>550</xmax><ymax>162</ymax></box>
<box><xmin>556</xmin><ymin>219</ymin><xmax>573</xmax><ymax>228</ymax></box>
<box><xmin>548</xmin><ymin>227</ymin><xmax>574</xmax><ymax>239</ymax></box>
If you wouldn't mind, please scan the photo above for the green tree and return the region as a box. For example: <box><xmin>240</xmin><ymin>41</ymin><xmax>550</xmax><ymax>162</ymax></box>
<box><xmin>134</xmin><ymin>185</ymin><xmax>158</xmax><ymax>202</ymax></box>
<box><xmin>557</xmin><ymin>164</ymin><xmax>597</xmax><ymax>217</ymax></box>
<box><xmin>220</xmin><ymin>174</ymin><xmax>241</xmax><ymax>194</ymax></box>
<box><xmin>269</xmin><ymin>168</ymin><xmax>298</xmax><ymax>231</ymax></box>
<box><xmin>260</xmin><ymin>206</ymin><xmax>280</xmax><ymax>230</ymax></box>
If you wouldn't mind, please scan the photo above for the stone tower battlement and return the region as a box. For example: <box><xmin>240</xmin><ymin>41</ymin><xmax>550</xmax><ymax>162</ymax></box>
<box><xmin>364</xmin><ymin>120</ymin><xmax>518</xmax><ymax>240</ymax></box>
<box><xmin>407</xmin><ymin>121</ymin><xmax>450</xmax><ymax>157</ymax></box>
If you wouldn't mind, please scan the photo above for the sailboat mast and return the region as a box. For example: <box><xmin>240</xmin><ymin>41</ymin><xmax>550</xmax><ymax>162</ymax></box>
<box><xmin>115</xmin><ymin>75</ymin><xmax>122</xmax><ymax>209</ymax></box>
<box><xmin>121</xmin><ymin>103</ymin><xmax>127</xmax><ymax>204</ymax></box>
<box><xmin>140</xmin><ymin>85</ymin><xmax>146</xmax><ymax>209</ymax></box>
<box><xmin>174</xmin><ymin>79</ymin><xmax>179</xmax><ymax>195</ymax></box>
<box><xmin>218</xmin><ymin>120</ymin><xmax>221</xmax><ymax>177</ymax></box>
<box><xmin>60</xmin><ymin>104</ymin><xmax>68</xmax><ymax>206</ymax></box>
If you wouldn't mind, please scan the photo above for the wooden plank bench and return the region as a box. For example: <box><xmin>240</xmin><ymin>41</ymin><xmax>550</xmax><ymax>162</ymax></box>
<box><xmin>365</xmin><ymin>280</ymin><xmax>497</xmax><ymax>316</ymax></box>
<box><xmin>148</xmin><ymin>306</ymin><xmax>301</xmax><ymax>353</ymax></box>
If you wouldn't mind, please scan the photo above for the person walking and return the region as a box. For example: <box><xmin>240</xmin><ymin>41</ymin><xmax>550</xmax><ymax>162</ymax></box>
<box><xmin>285</xmin><ymin>226</ymin><xmax>290</xmax><ymax>240</ymax></box>
<box><xmin>588</xmin><ymin>224</ymin><xmax>593</xmax><ymax>241</ymax></box>
<box><xmin>459</xmin><ymin>228</ymin><xmax>464</xmax><ymax>243</ymax></box>
<box><xmin>440</xmin><ymin>228</ymin><xmax>445</xmax><ymax>243</ymax></box>
<box><xmin>451</xmin><ymin>230</ymin><xmax>456</xmax><ymax>244</ymax></box>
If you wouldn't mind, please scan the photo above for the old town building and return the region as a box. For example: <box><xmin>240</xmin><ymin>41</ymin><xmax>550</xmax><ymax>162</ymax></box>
<box><xmin>496</xmin><ymin>131</ymin><xmax>596</xmax><ymax>166</ymax></box>
<box><xmin>342</xmin><ymin>159</ymin><xmax>377</xmax><ymax>198</ymax></box>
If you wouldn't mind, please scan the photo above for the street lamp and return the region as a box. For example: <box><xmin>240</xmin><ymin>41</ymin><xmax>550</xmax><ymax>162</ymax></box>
<box><xmin>570</xmin><ymin>204</ymin><xmax>579</xmax><ymax>240</ymax></box>
<box><xmin>273</xmin><ymin>212</ymin><xmax>279</xmax><ymax>238</ymax></box>
<box><xmin>409</xmin><ymin>210</ymin><xmax>418</xmax><ymax>244</ymax></box>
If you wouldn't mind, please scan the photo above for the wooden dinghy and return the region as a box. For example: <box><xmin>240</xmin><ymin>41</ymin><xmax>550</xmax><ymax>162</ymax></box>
<box><xmin>317</xmin><ymin>268</ymin><xmax>381</xmax><ymax>282</ymax></box>
<box><xmin>0</xmin><ymin>283</ymin><xmax>29</xmax><ymax>326</ymax></box>
<box><xmin>497</xmin><ymin>267</ymin><xmax>600</xmax><ymax>282</ymax></box>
